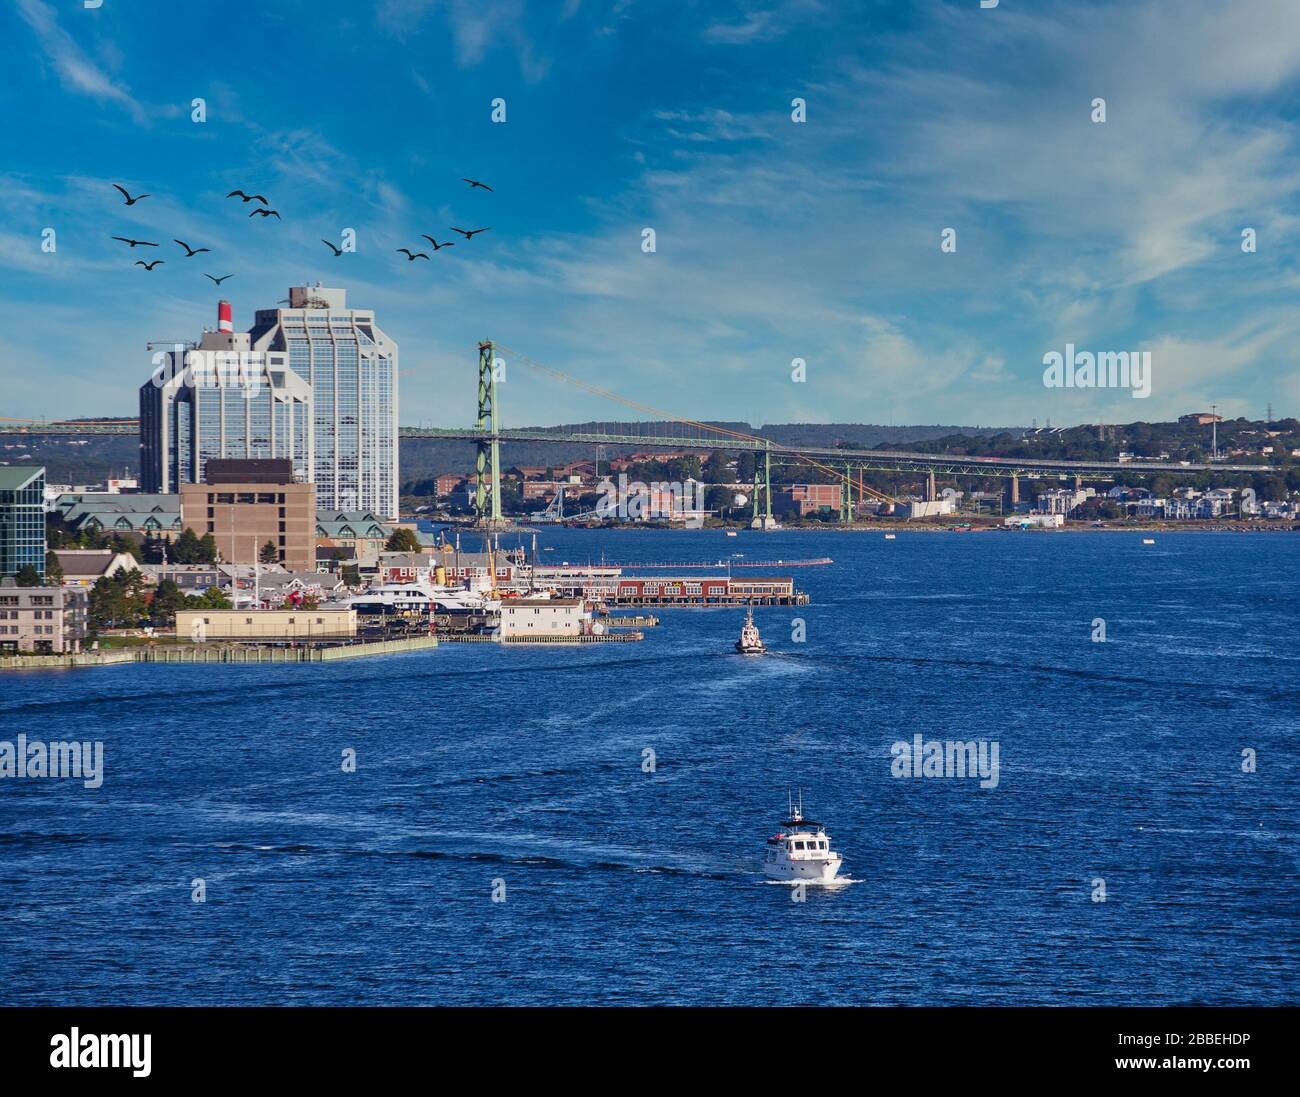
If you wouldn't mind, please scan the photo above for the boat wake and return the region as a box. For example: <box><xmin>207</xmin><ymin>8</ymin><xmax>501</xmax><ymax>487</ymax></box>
<box><xmin>764</xmin><ymin>876</ymin><xmax>861</xmax><ymax>888</ymax></box>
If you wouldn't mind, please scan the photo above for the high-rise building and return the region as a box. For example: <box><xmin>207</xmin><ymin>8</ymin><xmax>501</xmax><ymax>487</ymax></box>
<box><xmin>0</xmin><ymin>466</ymin><xmax>46</xmax><ymax>580</ymax></box>
<box><xmin>248</xmin><ymin>286</ymin><xmax>398</xmax><ymax>519</ymax></box>
<box><xmin>140</xmin><ymin>301</ymin><xmax>313</xmax><ymax>493</ymax></box>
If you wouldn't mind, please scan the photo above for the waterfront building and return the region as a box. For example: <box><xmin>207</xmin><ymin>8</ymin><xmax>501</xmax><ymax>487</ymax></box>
<box><xmin>434</xmin><ymin>474</ymin><xmax>470</xmax><ymax>498</ymax></box>
<box><xmin>175</xmin><ymin>607</ymin><xmax>356</xmax><ymax>642</ymax></box>
<box><xmin>1036</xmin><ymin>488</ymin><xmax>1095</xmax><ymax>515</ymax></box>
<box><xmin>248</xmin><ymin>286</ymin><xmax>398</xmax><ymax>519</ymax></box>
<box><xmin>179</xmin><ymin>458</ymin><xmax>315</xmax><ymax>571</ymax></box>
<box><xmin>0</xmin><ymin>580</ymin><xmax>87</xmax><ymax>653</ymax></box>
<box><xmin>895</xmin><ymin>498</ymin><xmax>957</xmax><ymax>519</ymax></box>
<box><xmin>1004</xmin><ymin>514</ymin><xmax>1066</xmax><ymax>528</ymax></box>
<box><xmin>0</xmin><ymin>466</ymin><xmax>46</xmax><ymax>580</ymax></box>
<box><xmin>140</xmin><ymin>300</ymin><xmax>313</xmax><ymax>493</ymax></box>
<box><xmin>773</xmin><ymin>483</ymin><xmax>842</xmax><ymax>517</ymax></box>
<box><xmin>377</xmin><ymin>552</ymin><xmax>439</xmax><ymax>583</ymax></box>
<box><xmin>500</xmin><ymin>598</ymin><xmax>590</xmax><ymax>638</ymax></box>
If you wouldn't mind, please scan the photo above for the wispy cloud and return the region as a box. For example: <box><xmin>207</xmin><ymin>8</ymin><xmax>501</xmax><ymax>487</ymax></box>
<box><xmin>16</xmin><ymin>0</ymin><xmax>145</xmax><ymax>122</ymax></box>
<box><xmin>701</xmin><ymin>0</ymin><xmax>824</xmax><ymax>45</ymax></box>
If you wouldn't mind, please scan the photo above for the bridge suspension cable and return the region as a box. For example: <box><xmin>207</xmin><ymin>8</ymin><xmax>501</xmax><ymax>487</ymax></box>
<box><xmin>493</xmin><ymin>342</ymin><xmax>898</xmax><ymax>504</ymax></box>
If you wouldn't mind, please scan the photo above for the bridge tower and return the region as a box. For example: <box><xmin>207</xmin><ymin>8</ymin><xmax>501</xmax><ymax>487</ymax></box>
<box><xmin>750</xmin><ymin>445</ymin><xmax>776</xmax><ymax>529</ymax></box>
<box><xmin>474</xmin><ymin>340</ymin><xmax>504</xmax><ymax>527</ymax></box>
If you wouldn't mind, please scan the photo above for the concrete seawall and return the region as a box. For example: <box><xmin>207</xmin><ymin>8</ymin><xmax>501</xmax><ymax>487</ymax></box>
<box><xmin>2</xmin><ymin>636</ymin><xmax>439</xmax><ymax>670</ymax></box>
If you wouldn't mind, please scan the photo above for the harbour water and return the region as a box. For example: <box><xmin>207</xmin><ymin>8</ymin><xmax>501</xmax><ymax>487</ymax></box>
<box><xmin>1</xmin><ymin>530</ymin><xmax>1296</xmax><ymax>1005</ymax></box>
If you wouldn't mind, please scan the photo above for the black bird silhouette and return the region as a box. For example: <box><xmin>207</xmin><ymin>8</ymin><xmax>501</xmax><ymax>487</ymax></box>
<box><xmin>462</xmin><ymin>178</ymin><xmax>493</xmax><ymax>192</ymax></box>
<box><xmin>173</xmin><ymin>239</ymin><xmax>210</xmax><ymax>256</ymax></box>
<box><xmin>134</xmin><ymin>260</ymin><xmax>164</xmax><ymax>270</ymax></box>
<box><xmin>226</xmin><ymin>190</ymin><xmax>268</xmax><ymax>204</ymax></box>
<box><xmin>249</xmin><ymin>208</ymin><xmax>280</xmax><ymax>219</ymax></box>
<box><xmin>420</xmin><ymin>235</ymin><xmax>454</xmax><ymax>251</ymax></box>
<box><xmin>451</xmin><ymin>227</ymin><xmax>491</xmax><ymax>239</ymax></box>
<box><xmin>321</xmin><ymin>239</ymin><xmax>343</xmax><ymax>256</ymax></box>
<box><xmin>396</xmin><ymin>248</ymin><xmax>430</xmax><ymax>261</ymax></box>
<box><xmin>204</xmin><ymin>273</ymin><xmax>233</xmax><ymax>285</ymax></box>
<box><xmin>113</xmin><ymin>184</ymin><xmax>150</xmax><ymax>205</ymax></box>
<box><xmin>111</xmin><ymin>236</ymin><xmax>158</xmax><ymax>248</ymax></box>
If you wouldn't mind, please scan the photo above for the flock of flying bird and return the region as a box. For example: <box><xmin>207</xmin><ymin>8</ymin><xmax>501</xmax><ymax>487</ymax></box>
<box><xmin>107</xmin><ymin>177</ymin><xmax>493</xmax><ymax>279</ymax></box>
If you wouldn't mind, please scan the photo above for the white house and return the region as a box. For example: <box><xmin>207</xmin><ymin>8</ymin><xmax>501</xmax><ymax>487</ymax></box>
<box><xmin>500</xmin><ymin>597</ymin><xmax>591</xmax><ymax>637</ymax></box>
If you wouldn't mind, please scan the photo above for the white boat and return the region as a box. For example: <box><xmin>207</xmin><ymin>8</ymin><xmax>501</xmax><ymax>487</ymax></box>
<box><xmin>1142</xmin><ymin>538</ymin><xmax>1155</xmax><ymax>544</ymax></box>
<box><xmin>764</xmin><ymin>794</ymin><xmax>843</xmax><ymax>883</ymax></box>
<box><xmin>726</xmin><ymin>531</ymin><xmax>738</xmax><ymax>537</ymax></box>
<box><xmin>346</xmin><ymin>580</ymin><xmax>500</xmax><ymax>619</ymax></box>
<box><xmin>735</xmin><ymin>607</ymin><xmax>766</xmax><ymax>654</ymax></box>
<box><xmin>884</xmin><ymin>533</ymin><xmax>896</xmax><ymax>540</ymax></box>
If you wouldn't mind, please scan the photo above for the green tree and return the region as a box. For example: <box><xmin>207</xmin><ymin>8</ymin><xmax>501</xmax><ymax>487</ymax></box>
<box><xmin>703</xmin><ymin>451</ymin><xmax>732</xmax><ymax>482</ymax></box>
<box><xmin>705</xmin><ymin>485</ymin><xmax>734</xmax><ymax>514</ymax></box>
<box><xmin>43</xmin><ymin>551</ymin><xmax>64</xmax><ymax>586</ymax></box>
<box><xmin>108</xmin><ymin>533</ymin><xmax>142</xmax><ymax>562</ymax></box>
<box><xmin>88</xmin><ymin>570</ymin><xmax>148</xmax><ymax>629</ymax></box>
<box><xmin>172</xmin><ymin>527</ymin><xmax>201</xmax><ymax>564</ymax></box>
<box><xmin>188</xmin><ymin>586</ymin><xmax>231</xmax><ymax>609</ymax></box>
<box><xmin>141</xmin><ymin>533</ymin><xmax>167</xmax><ymax>564</ymax></box>
<box><xmin>198</xmin><ymin>532</ymin><xmax>219</xmax><ymax>563</ymax></box>
<box><xmin>149</xmin><ymin>578</ymin><xmax>186</xmax><ymax>625</ymax></box>
<box><xmin>385</xmin><ymin>527</ymin><xmax>422</xmax><ymax>553</ymax></box>
<box><xmin>259</xmin><ymin>540</ymin><xmax>279</xmax><ymax>564</ymax></box>
<box><xmin>14</xmin><ymin>564</ymin><xmax>42</xmax><ymax>587</ymax></box>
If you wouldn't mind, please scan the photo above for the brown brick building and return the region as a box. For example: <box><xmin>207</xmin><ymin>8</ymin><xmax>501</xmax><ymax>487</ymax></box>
<box><xmin>180</xmin><ymin>459</ymin><xmax>315</xmax><ymax>571</ymax></box>
<box><xmin>773</xmin><ymin>483</ymin><xmax>842</xmax><ymax>516</ymax></box>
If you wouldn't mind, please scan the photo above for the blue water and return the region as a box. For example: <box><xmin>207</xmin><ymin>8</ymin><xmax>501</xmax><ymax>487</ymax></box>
<box><xmin>1</xmin><ymin>530</ymin><xmax>1296</xmax><ymax>1005</ymax></box>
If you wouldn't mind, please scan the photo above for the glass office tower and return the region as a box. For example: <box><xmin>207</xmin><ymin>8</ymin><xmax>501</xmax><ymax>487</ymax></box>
<box><xmin>0</xmin><ymin>466</ymin><xmax>46</xmax><ymax>579</ymax></box>
<box><xmin>248</xmin><ymin>286</ymin><xmax>398</xmax><ymax>519</ymax></box>
<box><xmin>139</xmin><ymin>304</ymin><xmax>313</xmax><ymax>492</ymax></box>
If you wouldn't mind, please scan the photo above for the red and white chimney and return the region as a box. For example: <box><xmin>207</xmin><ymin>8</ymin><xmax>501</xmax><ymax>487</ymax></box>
<box><xmin>217</xmin><ymin>299</ymin><xmax>233</xmax><ymax>333</ymax></box>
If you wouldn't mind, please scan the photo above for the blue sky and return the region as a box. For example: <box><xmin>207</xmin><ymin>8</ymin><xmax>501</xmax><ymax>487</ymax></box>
<box><xmin>2</xmin><ymin>0</ymin><xmax>1299</xmax><ymax>428</ymax></box>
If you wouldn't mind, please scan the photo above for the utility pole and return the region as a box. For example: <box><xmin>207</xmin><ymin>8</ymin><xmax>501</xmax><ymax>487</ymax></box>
<box><xmin>1211</xmin><ymin>403</ymin><xmax>1218</xmax><ymax>461</ymax></box>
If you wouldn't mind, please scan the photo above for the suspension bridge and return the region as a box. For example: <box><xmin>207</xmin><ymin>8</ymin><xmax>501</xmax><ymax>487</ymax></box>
<box><xmin>2</xmin><ymin>338</ymin><xmax>1263</xmax><ymax>527</ymax></box>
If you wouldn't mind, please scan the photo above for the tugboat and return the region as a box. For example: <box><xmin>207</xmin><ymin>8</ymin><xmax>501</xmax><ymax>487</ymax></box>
<box><xmin>764</xmin><ymin>792</ymin><xmax>843</xmax><ymax>883</ymax></box>
<box><xmin>735</xmin><ymin>607</ymin><xmax>766</xmax><ymax>654</ymax></box>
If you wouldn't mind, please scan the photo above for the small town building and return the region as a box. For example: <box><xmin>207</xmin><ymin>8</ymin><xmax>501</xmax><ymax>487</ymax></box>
<box><xmin>52</xmin><ymin>549</ymin><xmax>140</xmax><ymax>587</ymax></box>
<box><xmin>175</xmin><ymin>607</ymin><xmax>356</xmax><ymax>642</ymax></box>
<box><xmin>500</xmin><ymin>598</ymin><xmax>590</xmax><ymax>637</ymax></box>
<box><xmin>0</xmin><ymin>581</ymin><xmax>88</xmax><ymax>654</ymax></box>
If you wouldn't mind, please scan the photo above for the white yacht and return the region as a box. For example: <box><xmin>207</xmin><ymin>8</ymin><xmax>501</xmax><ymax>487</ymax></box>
<box><xmin>735</xmin><ymin>608</ymin><xmax>766</xmax><ymax>654</ymax></box>
<box><xmin>763</xmin><ymin>794</ymin><xmax>843</xmax><ymax>883</ymax></box>
<box><xmin>346</xmin><ymin>579</ymin><xmax>500</xmax><ymax>620</ymax></box>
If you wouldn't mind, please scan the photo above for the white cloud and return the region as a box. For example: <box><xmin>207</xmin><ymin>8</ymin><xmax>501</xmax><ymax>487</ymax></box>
<box><xmin>16</xmin><ymin>0</ymin><xmax>144</xmax><ymax>122</ymax></box>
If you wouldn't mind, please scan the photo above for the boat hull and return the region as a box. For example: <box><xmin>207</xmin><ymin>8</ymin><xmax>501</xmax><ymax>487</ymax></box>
<box><xmin>735</xmin><ymin>642</ymin><xmax>766</xmax><ymax>654</ymax></box>
<box><xmin>764</xmin><ymin>855</ymin><xmax>842</xmax><ymax>883</ymax></box>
